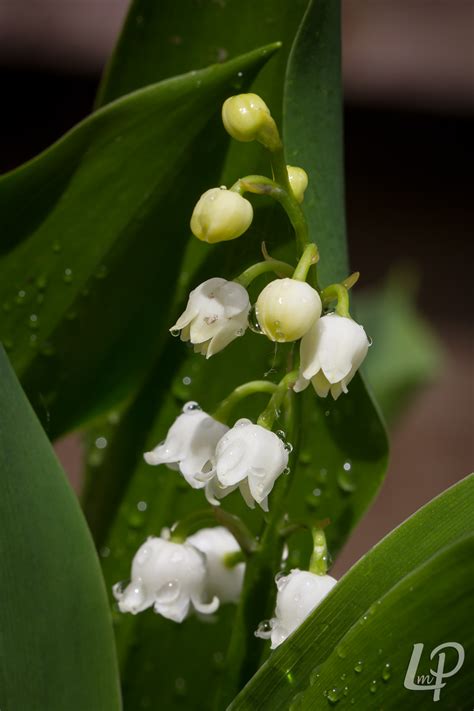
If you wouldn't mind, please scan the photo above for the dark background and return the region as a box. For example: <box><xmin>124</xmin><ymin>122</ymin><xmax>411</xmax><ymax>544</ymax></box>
<box><xmin>0</xmin><ymin>0</ymin><xmax>472</xmax><ymax>573</ymax></box>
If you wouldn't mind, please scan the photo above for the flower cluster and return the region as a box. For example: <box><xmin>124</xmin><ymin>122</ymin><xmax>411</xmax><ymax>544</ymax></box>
<box><xmin>114</xmin><ymin>92</ymin><xmax>370</xmax><ymax>651</ymax></box>
<box><xmin>114</xmin><ymin>527</ymin><xmax>244</xmax><ymax>621</ymax></box>
<box><xmin>144</xmin><ymin>403</ymin><xmax>289</xmax><ymax>511</ymax></box>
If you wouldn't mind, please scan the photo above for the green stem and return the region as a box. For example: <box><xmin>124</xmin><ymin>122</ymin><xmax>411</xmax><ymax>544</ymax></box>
<box><xmin>215</xmin><ymin>391</ymin><xmax>301</xmax><ymax>709</ymax></box>
<box><xmin>257</xmin><ymin>369</ymin><xmax>299</xmax><ymax>430</ymax></box>
<box><xmin>292</xmin><ymin>243</ymin><xmax>319</xmax><ymax>282</ymax></box>
<box><xmin>309</xmin><ymin>527</ymin><xmax>330</xmax><ymax>576</ymax></box>
<box><xmin>213</xmin><ymin>507</ymin><xmax>259</xmax><ymax>555</ymax></box>
<box><xmin>169</xmin><ymin>509</ymin><xmax>217</xmax><ymax>543</ymax></box>
<box><xmin>234</xmin><ymin>260</ymin><xmax>294</xmax><ymax>288</ymax></box>
<box><xmin>212</xmin><ymin>380</ymin><xmax>278</xmax><ymax>424</ymax></box>
<box><xmin>270</xmin><ymin>145</ymin><xmax>291</xmax><ymax>193</ymax></box>
<box><xmin>169</xmin><ymin>507</ymin><xmax>258</xmax><ymax>556</ymax></box>
<box><xmin>235</xmin><ymin>175</ymin><xmax>310</xmax><ymax>259</ymax></box>
<box><xmin>321</xmin><ymin>283</ymin><xmax>350</xmax><ymax>317</ymax></box>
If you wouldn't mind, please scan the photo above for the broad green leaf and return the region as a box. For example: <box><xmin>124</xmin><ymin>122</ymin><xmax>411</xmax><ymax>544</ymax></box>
<box><xmin>0</xmin><ymin>345</ymin><xmax>121</xmax><ymax>710</ymax></box>
<box><xmin>229</xmin><ymin>474</ymin><xmax>474</xmax><ymax>709</ymax></box>
<box><xmin>0</xmin><ymin>46</ymin><xmax>277</xmax><ymax>438</ymax></box>
<box><xmin>295</xmin><ymin>534</ymin><xmax>473</xmax><ymax>709</ymax></box>
<box><xmin>357</xmin><ymin>272</ymin><xmax>442</xmax><ymax>424</ymax></box>
<box><xmin>96</xmin><ymin>0</ymin><xmax>307</xmax><ymax>117</ymax></box>
<box><xmin>96</xmin><ymin>0</ymin><xmax>308</xmax><ymax>184</ymax></box>
<box><xmin>284</xmin><ymin>0</ymin><xmax>347</xmax><ymax>285</ymax></box>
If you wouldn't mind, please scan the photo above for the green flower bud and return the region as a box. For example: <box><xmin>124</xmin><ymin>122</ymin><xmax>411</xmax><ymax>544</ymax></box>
<box><xmin>256</xmin><ymin>278</ymin><xmax>322</xmax><ymax>342</ymax></box>
<box><xmin>190</xmin><ymin>187</ymin><xmax>253</xmax><ymax>244</ymax></box>
<box><xmin>287</xmin><ymin>166</ymin><xmax>309</xmax><ymax>203</ymax></box>
<box><xmin>222</xmin><ymin>93</ymin><xmax>280</xmax><ymax>150</ymax></box>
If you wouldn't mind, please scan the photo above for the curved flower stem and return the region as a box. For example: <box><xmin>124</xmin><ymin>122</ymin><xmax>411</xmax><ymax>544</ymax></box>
<box><xmin>309</xmin><ymin>526</ymin><xmax>330</xmax><ymax>575</ymax></box>
<box><xmin>234</xmin><ymin>259</ymin><xmax>295</xmax><ymax>288</ymax></box>
<box><xmin>321</xmin><ymin>283</ymin><xmax>351</xmax><ymax>317</ymax></box>
<box><xmin>212</xmin><ymin>380</ymin><xmax>277</xmax><ymax>424</ymax></box>
<box><xmin>213</xmin><ymin>507</ymin><xmax>259</xmax><ymax>555</ymax></box>
<box><xmin>170</xmin><ymin>507</ymin><xmax>258</xmax><ymax>556</ymax></box>
<box><xmin>257</xmin><ymin>369</ymin><xmax>300</xmax><ymax>430</ymax></box>
<box><xmin>233</xmin><ymin>175</ymin><xmax>310</xmax><ymax>259</ymax></box>
<box><xmin>270</xmin><ymin>144</ymin><xmax>291</xmax><ymax>193</ymax></box>
<box><xmin>292</xmin><ymin>243</ymin><xmax>319</xmax><ymax>282</ymax></box>
<box><xmin>169</xmin><ymin>509</ymin><xmax>218</xmax><ymax>543</ymax></box>
<box><xmin>216</xmin><ymin>391</ymin><xmax>302</xmax><ymax>709</ymax></box>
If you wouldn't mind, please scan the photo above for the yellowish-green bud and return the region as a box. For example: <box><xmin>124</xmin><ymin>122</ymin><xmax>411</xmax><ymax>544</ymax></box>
<box><xmin>287</xmin><ymin>166</ymin><xmax>309</xmax><ymax>203</ymax></box>
<box><xmin>222</xmin><ymin>93</ymin><xmax>280</xmax><ymax>150</ymax></box>
<box><xmin>256</xmin><ymin>278</ymin><xmax>322</xmax><ymax>342</ymax></box>
<box><xmin>190</xmin><ymin>187</ymin><xmax>253</xmax><ymax>244</ymax></box>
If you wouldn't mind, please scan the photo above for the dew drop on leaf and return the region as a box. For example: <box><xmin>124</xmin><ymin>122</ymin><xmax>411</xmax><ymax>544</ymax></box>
<box><xmin>326</xmin><ymin>687</ymin><xmax>341</xmax><ymax>704</ymax></box>
<box><xmin>354</xmin><ymin>661</ymin><xmax>363</xmax><ymax>673</ymax></box>
<box><xmin>174</xmin><ymin>678</ymin><xmax>187</xmax><ymax>697</ymax></box>
<box><xmin>382</xmin><ymin>662</ymin><xmax>391</xmax><ymax>682</ymax></box>
<box><xmin>369</xmin><ymin>680</ymin><xmax>378</xmax><ymax>694</ymax></box>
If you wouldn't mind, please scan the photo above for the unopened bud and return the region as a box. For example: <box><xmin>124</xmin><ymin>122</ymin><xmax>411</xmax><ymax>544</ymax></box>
<box><xmin>190</xmin><ymin>187</ymin><xmax>253</xmax><ymax>244</ymax></box>
<box><xmin>287</xmin><ymin>166</ymin><xmax>308</xmax><ymax>203</ymax></box>
<box><xmin>222</xmin><ymin>93</ymin><xmax>280</xmax><ymax>150</ymax></box>
<box><xmin>256</xmin><ymin>278</ymin><xmax>322</xmax><ymax>342</ymax></box>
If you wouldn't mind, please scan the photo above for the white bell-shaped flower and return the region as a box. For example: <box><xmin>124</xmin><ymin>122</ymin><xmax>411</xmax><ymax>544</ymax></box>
<box><xmin>256</xmin><ymin>278</ymin><xmax>322</xmax><ymax>342</ymax></box>
<box><xmin>191</xmin><ymin>187</ymin><xmax>253</xmax><ymax>243</ymax></box>
<box><xmin>112</xmin><ymin>535</ymin><xmax>219</xmax><ymax>622</ymax></box>
<box><xmin>210</xmin><ymin>419</ymin><xmax>290</xmax><ymax>511</ymax></box>
<box><xmin>256</xmin><ymin>569</ymin><xmax>337</xmax><ymax>649</ymax></box>
<box><xmin>294</xmin><ymin>313</ymin><xmax>370</xmax><ymax>399</ymax></box>
<box><xmin>170</xmin><ymin>278</ymin><xmax>250</xmax><ymax>358</ymax></box>
<box><xmin>143</xmin><ymin>402</ymin><xmax>228</xmax><ymax>489</ymax></box>
<box><xmin>187</xmin><ymin>527</ymin><xmax>245</xmax><ymax>604</ymax></box>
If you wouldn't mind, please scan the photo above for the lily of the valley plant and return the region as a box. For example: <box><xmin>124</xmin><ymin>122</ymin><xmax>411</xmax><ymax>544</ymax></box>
<box><xmin>114</xmin><ymin>93</ymin><xmax>370</xmax><ymax>648</ymax></box>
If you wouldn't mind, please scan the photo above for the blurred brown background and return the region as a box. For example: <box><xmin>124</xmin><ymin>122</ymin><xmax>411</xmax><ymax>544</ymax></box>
<box><xmin>1</xmin><ymin>0</ymin><xmax>473</xmax><ymax>574</ymax></box>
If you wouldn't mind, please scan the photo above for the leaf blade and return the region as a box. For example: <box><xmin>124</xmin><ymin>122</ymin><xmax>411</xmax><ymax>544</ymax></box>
<box><xmin>0</xmin><ymin>345</ymin><xmax>121</xmax><ymax>710</ymax></box>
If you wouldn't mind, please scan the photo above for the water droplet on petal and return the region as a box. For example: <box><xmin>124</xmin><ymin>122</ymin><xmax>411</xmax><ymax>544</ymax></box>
<box><xmin>248</xmin><ymin>305</ymin><xmax>263</xmax><ymax>334</ymax></box>
<box><xmin>155</xmin><ymin>579</ymin><xmax>180</xmax><ymax>603</ymax></box>
<box><xmin>182</xmin><ymin>401</ymin><xmax>201</xmax><ymax>413</ymax></box>
<box><xmin>170</xmin><ymin>328</ymin><xmax>180</xmax><ymax>337</ymax></box>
